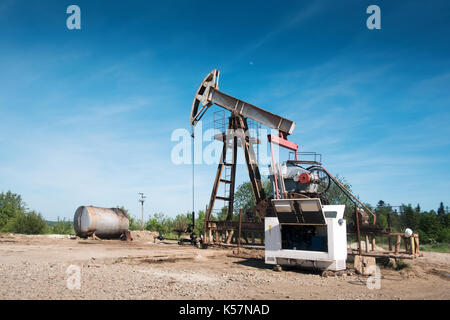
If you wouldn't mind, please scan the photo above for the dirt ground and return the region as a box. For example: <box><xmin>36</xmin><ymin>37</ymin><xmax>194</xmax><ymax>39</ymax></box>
<box><xmin>0</xmin><ymin>233</ymin><xmax>449</xmax><ymax>300</ymax></box>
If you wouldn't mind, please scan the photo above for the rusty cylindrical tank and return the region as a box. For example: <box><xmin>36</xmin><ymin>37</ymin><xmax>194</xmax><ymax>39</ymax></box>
<box><xmin>74</xmin><ymin>206</ymin><xmax>129</xmax><ymax>238</ymax></box>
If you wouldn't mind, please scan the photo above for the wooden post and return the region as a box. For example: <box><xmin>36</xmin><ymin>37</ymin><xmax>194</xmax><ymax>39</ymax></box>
<box><xmin>355</xmin><ymin>206</ymin><xmax>362</xmax><ymax>255</ymax></box>
<box><xmin>414</xmin><ymin>235</ymin><xmax>420</xmax><ymax>255</ymax></box>
<box><xmin>203</xmin><ymin>205</ymin><xmax>208</xmax><ymax>244</ymax></box>
<box><xmin>372</xmin><ymin>237</ymin><xmax>376</xmax><ymax>252</ymax></box>
<box><xmin>365</xmin><ymin>235</ymin><xmax>369</xmax><ymax>253</ymax></box>
<box><xmin>387</xmin><ymin>212</ymin><xmax>392</xmax><ymax>251</ymax></box>
<box><xmin>226</xmin><ymin>230</ymin><xmax>234</xmax><ymax>244</ymax></box>
<box><xmin>238</xmin><ymin>209</ymin><xmax>242</xmax><ymax>254</ymax></box>
<box><xmin>395</xmin><ymin>235</ymin><xmax>401</xmax><ymax>254</ymax></box>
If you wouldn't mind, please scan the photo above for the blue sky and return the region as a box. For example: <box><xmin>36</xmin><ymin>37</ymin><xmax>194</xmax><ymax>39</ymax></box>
<box><xmin>0</xmin><ymin>0</ymin><xmax>449</xmax><ymax>221</ymax></box>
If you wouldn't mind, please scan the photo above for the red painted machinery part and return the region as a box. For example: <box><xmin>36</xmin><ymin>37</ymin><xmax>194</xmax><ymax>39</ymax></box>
<box><xmin>299</xmin><ymin>173</ymin><xmax>311</xmax><ymax>184</ymax></box>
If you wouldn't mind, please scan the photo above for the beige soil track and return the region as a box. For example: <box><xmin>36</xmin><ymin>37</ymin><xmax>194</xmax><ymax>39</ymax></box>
<box><xmin>0</xmin><ymin>233</ymin><xmax>449</xmax><ymax>300</ymax></box>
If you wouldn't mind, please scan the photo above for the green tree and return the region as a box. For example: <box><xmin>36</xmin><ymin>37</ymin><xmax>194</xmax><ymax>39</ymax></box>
<box><xmin>263</xmin><ymin>179</ymin><xmax>273</xmax><ymax>198</ymax></box>
<box><xmin>374</xmin><ymin>200</ymin><xmax>394</xmax><ymax>229</ymax></box>
<box><xmin>4</xmin><ymin>210</ymin><xmax>48</xmax><ymax>234</ymax></box>
<box><xmin>415</xmin><ymin>204</ymin><xmax>421</xmax><ymax>213</ymax></box>
<box><xmin>418</xmin><ymin>210</ymin><xmax>440</xmax><ymax>243</ymax></box>
<box><xmin>128</xmin><ymin>215</ymin><xmax>141</xmax><ymax>230</ymax></box>
<box><xmin>437</xmin><ymin>228</ymin><xmax>450</xmax><ymax>243</ymax></box>
<box><xmin>323</xmin><ymin>175</ymin><xmax>357</xmax><ymax>221</ymax></box>
<box><xmin>173</xmin><ymin>213</ymin><xmax>192</xmax><ymax>235</ymax></box>
<box><xmin>437</xmin><ymin>202</ymin><xmax>445</xmax><ymax>215</ymax></box>
<box><xmin>233</xmin><ymin>179</ymin><xmax>272</xmax><ymax>214</ymax></box>
<box><xmin>437</xmin><ymin>202</ymin><xmax>448</xmax><ymax>227</ymax></box>
<box><xmin>324</xmin><ymin>175</ymin><xmax>353</xmax><ymax>206</ymax></box>
<box><xmin>0</xmin><ymin>191</ymin><xmax>26</xmax><ymax>230</ymax></box>
<box><xmin>194</xmin><ymin>210</ymin><xmax>206</xmax><ymax>236</ymax></box>
<box><xmin>51</xmin><ymin>217</ymin><xmax>74</xmax><ymax>234</ymax></box>
<box><xmin>234</xmin><ymin>181</ymin><xmax>256</xmax><ymax>214</ymax></box>
<box><xmin>401</xmin><ymin>204</ymin><xmax>420</xmax><ymax>232</ymax></box>
<box><xmin>376</xmin><ymin>214</ymin><xmax>388</xmax><ymax>229</ymax></box>
<box><xmin>145</xmin><ymin>212</ymin><xmax>173</xmax><ymax>234</ymax></box>
<box><xmin>216</xmin><ymin>206</ymin><xmax>229</xmax><ymax>221</ymax></box>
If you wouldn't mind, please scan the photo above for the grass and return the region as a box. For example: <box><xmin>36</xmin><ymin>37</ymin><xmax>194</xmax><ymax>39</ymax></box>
<box><xmin>420</xmin><ymin>243</ymin><xmax>450</xmax><ymax>253</ymax></box>
<box><xmin>394</xmin><ymin>259</ymin><xmax>410</xmax><ymax>270</ymax></box>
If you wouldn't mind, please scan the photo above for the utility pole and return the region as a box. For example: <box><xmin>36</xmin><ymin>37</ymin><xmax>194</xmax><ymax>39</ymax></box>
<box><xmin>138</xmin><ymin>192</ymin><xmax>146</xmax><ymax>230</ymax></box>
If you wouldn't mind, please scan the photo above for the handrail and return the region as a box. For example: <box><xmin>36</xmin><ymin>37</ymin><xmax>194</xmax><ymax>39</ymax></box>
<box><xmin>322</xmin><ymin>167</ymin><xmax>377</xmax><ymax>225</ymax></box>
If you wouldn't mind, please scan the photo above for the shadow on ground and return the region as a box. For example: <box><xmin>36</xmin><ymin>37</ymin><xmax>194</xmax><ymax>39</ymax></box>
<box><xmin>232</xmin><ymin>258</ymin><xmax>323</xmax><ymax>275</ymax></box>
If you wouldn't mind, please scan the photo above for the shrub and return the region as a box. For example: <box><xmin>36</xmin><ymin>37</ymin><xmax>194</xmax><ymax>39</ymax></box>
<box><xmin>437</xmin><ymin>228</ymin><xmax>450</xmax><ymax>243</ymax></box>
<box><xmin>51</xmin><ymin>217</ymin><xmax>74</xmax><ymax>234</ymax></box>
<box><xmin>0</xmin><ymin>191</ymin><xmax>26</xmax><ymax>231</ymax></box>
<box><xmin>5</xmin><ymin>211</ymin><xmax>48</xmax><ymax>234</ymax></box>
<box><xmin>129</xmin><ymin>216</ymin><xmax>142</xmax><ymax>230</ymax></box>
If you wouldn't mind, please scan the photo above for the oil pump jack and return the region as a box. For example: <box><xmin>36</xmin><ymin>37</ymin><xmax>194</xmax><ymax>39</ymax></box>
<box><xmin>190</xmin><ymin>69</ymin><xmax>296</xmax><ymax>223</ymax></box>
<box><xmin>190</xmin><ymin>70</ymin><xmax>421</xmax><ymax>270</ymax></box>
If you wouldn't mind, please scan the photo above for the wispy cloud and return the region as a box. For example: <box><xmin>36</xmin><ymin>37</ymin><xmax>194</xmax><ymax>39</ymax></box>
<box><xmin>58</xmin><ymin>97</ymin><xmax>150</xmax><ymax>126</ymax></box>
<box><xmin>225</xmin><ymin>1</ymin><xmax>325</xmax><ymax>68</ymax></box>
